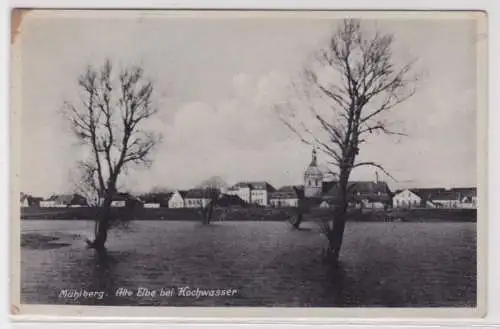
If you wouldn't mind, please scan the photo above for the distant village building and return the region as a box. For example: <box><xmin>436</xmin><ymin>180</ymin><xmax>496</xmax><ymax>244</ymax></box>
<box><xmin>184</xmin><ymin>189</ymin><xmax>217</xmax><ymax>208</ymax></box>
<box><xmin>20</xmin><ymin>193</ymin><xmax>42</xmax><ymax>208</ymax></box>
<box><xmin>451</xmin><ymin>187</ymin><xmax>477</xmax><ymax>209</ymax></box>
<box><xmin>322</xmin><ymin>180</ymin><xmax>392</xmax><ymax>209</ymax></box>
<box><xmin>140</xmin><ymin>192</ymin><xmax>173</xmax><ymax>208</ymax></box>
<box><xmin>392</xmin><ymin>189</ymin><xmax>423</xmax><ymax>208</ymax></box>
<box><xmin>214</xmin><ymin>194</ymin><xmax>247</xmax><ymax>207</ymax></box>
<box><xmin>40</xmin><ymin>194</ymin><xmax>88</xmax><ymax>208</ymax></box>
<box><xmin>226</xmin><ymin>182</ymin><xmax>276</xmax><ymax>206</ymax></box>
<box><xmin>249</xmin><ymin>182</ymin><xmax>275</xmax><ymax>206</ymax></box>
<box><xmin>430</xmin><ymin>190</ymin><xmax>461</xmax><ymax>208</ymax></box>
<box><xmin>392</xmin><ymin>187</ymin><xmax>477</xmax><ymax>209</ymax></box>
<box><xmin>103</xmin><ymin>193</ymin><xmax>142</xmax><ymax>208</ymax></box>
<box><xmin>168</xmin><ymin>190</ymin><xmax>188</xmax><ymax>209</ymax></box>
<box><xmin>226</xmin><ymin>184</ymin><xmax>251</xmax><ymax>204</ymax></box>
<box><xmin>269</xmin><ymin>186</ymin><xmax>304</xmax><ymax>208</ymax></box>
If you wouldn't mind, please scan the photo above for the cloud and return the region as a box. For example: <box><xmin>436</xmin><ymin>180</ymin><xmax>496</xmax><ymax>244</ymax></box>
<box><xmin>125</xmin><ymin>71</ymin><xmax>301</xmax><ymax>191</ymax></box>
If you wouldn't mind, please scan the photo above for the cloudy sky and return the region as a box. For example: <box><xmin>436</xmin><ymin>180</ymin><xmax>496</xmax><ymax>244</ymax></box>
<box><xmin>17</xmin><ymin>10</ymin><xmax>480</xmax><ymax>197</ymax></box>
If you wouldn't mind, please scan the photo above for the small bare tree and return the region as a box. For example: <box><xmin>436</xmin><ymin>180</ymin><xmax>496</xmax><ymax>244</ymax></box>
<box><xmin>278</xmin><ymin>19</ymin><xmax>419</xmax><ymax>263</ymax></box>
<box><xmin>200</xmin><ymin>188</ymin><xmax>221</xmax><ymax>224</ymax></box>
<box><xmin>63</xmin><ymin>59</ymin><xmax>161</xmax><ymax>250</ymax></box>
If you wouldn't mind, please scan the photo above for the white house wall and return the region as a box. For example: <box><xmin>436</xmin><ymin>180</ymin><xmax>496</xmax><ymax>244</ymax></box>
<box><xmin>144</xmin><ymin>203</ymin><xmax>161</xmax><ymax>208</ymax></box>
<box><xmin>111</xmin><ymin>201</ymin><xmax>126</xmax><ymax>207</ymax></box>
<box><xmin>168</xmin><ymin>192</ymin><xmax>185</xmax><ymax>209</ymax></box>
<box><xmin>185</xmin><ymin>198</ymin><xmax>210</xmax><ymax>208</ymax></box>
<box><xmin>269</xmin><ymin>197</ymin><xmax>298</xmax><ymax>207</ymax></box>
<box><xmin>251</xmin><ymin>190</ymin><xmax>268</xmax><ymax>206</ymax></box>
<box><xmin>393</xmin><ymin>189</ymin><xmax>422</xmax><ymax>208</ymax></box>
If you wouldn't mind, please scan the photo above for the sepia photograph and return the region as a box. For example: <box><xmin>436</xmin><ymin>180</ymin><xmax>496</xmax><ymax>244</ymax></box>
<box><xmin>10</xmin><ymin>9</ymin><xmax>487</xmax><ymax>317</ymax></box>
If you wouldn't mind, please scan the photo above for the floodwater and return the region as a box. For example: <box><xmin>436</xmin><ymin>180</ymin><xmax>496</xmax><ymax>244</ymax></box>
<box><xmin>21</xmin><ymin>220</ymin><xmax>477</xmax><ymax>307</ymax></box>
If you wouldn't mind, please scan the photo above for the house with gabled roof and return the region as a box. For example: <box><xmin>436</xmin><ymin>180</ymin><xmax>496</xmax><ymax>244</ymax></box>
<box><xmin>168</xmin><ymin>190</ymin><xmax>188</xmax><ymax>209</ymax></box>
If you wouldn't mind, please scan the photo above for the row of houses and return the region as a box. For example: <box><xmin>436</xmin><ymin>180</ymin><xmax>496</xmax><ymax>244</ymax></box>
<box><xmin>21</xmin><ymin>193</ymin><xmax>88</xmax><ymax>208</ymax></box>
<box><xmin>392</xmin><ymin>188</ymin><xmax>477</xmax><ymax>209</ymax></box>
<box><xmin>20</xmin><ymin>184</ymin><xmax>477</xmax><ymax>210</ymax></box>
<box><xmin>20</xmin><ymin>189</ymin><xmax>240</xmax><ymax>209</ymax></box>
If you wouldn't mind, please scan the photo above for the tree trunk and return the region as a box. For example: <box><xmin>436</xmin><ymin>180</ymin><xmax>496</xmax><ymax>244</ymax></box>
<box><xmin>92</xmin><ymin>208</ymin><xmax>110</xmax><ymax>251</ymax></box>
<box><xmin>87</xmin><ymin>191</ymin><xmax>113</xmax><ymax>250</ymax></box>
<box><xmin>206</xmin><ymin>203</ymin><xmax>213</xmax><ymax>224</ymax></box>
<box><xmin>202</xmin><ymin>201</ymin><xmax>214</xmax><ymax>224</ymax></box>
<box><xmin>292</xmin><ymin>208</ymin><xmax>303</xmax><ymax>229</ymax></box>
<box><xmin>327</xmin><ymin>170</ymin><xmax>350</xmax><ymax>263</ymax></box>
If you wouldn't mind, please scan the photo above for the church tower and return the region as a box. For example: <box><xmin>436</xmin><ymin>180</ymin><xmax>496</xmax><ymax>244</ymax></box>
<box><xmin>304</xmin><ymin>148</ymin><xmax>324</xmax><ymax>198</ymax></box>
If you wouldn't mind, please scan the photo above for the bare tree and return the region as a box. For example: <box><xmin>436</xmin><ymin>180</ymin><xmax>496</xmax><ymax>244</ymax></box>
<box><xmin>278</xmin><ymin>19</ymin><xmax>419</xmax><ymax>263</ymax></box>
<box><xmin>200</xmin><ymin>188</ymin><xmax>221</xmax><ymax>224</ymax></box>
<box><xmin>63</xmin><ymin>59</ymin><xmax>162</xmax><ymax>251</ymax></box>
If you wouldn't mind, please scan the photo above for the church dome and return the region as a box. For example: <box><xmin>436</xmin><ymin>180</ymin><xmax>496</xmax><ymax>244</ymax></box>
<box><xmin>304</xmin><ymin>149</ymin><xmax>323</xmax><ymax>178</ymax></box>
<box><xmin>305</xmin><ymin>164</ymin><xmax>323</xmax><ymax>177</ymax></box>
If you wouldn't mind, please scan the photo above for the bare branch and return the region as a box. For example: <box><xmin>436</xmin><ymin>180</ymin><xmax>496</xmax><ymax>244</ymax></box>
<box><xmin>361</xmin><ymin>87</ymin><xmax>416</xmax><ymax>124</ymax></box>
<box><xmin>358</xmin><ymin>122</ymin><xmax>408</xmax><ymax>137</ymax></box>
<box><xmin>351</xmin><ymin>161</ymin><xmax>398</xmax><ymax>182</ymax></box>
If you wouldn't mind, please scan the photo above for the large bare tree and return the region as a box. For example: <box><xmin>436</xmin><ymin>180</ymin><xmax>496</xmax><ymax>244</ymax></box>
<box><xmin>278</xmin><ymin>19</ymin><xmax>419</xmax><ymax>262</ymax></box>
<box><xmin>63</xmin><ymin>59</ymin><xmax>161</xmax><ymax>250</ymax></box>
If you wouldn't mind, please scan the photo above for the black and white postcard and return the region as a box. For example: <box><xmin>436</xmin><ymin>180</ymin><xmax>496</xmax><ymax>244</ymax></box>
<box><xmin>10</xmin><ymin>9</ymin><xmax>487</xmax><ymax>319</ymax></box>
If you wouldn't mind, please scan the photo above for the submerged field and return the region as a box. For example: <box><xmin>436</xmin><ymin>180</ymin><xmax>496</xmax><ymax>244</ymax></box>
<box><xmin>20</xmin><ymin>206</ymin><xmax>477</xmax><ymax>222</ymax></box>
<box><xmin>20</xmin><ymin>220</ymin><xmax>477</xmax><ymax>307</ymax></box>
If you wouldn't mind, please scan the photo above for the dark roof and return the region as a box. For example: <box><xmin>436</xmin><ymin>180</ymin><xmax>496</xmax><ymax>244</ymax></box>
<box><xmin>141</xmin><ymin>192</ymin><xmax>173</xmax><ymax>204</ymax></box>
<box><xmin>450</xmin><ymin>187</ymin><xmax>477</xmax><ymax>197</ymax></box>
<box><xmin>46</xmin><ymin>194</ymin><xmax>88</xmax><ymax>205</ymax></box>
<box><xmin>215</xmin><ymin>194</ymin><xmax>247</xmax><ymax>206</ymax></box>
<box><xmin>170</xmin><ymin>190</ymin><xmax>189</xmax><ymax>199</ymax></box>
<box><xmin>409</xmin><ymin>188</ymin><xmax>449</xmax><ymax>202</ymax></box>
<box><xmin>349</xmin><ymin>181</ymin><xmax>391</xmax><ymax>193</ymax></box>
<box><xmin>251</xmin><ymin>182</ymin><xmax>276</xmax><ymax>191</ymax></box>
<box><xmin>185</xmin><ymin>188</ymin><xmax>220</xmax><ymax>199</ymax></box>
<box><xmin>21</xmin><ymin>194</ymin><xmax>42</xmax><ymax>206</ymax></box>
<box><xmin>325</xmin><ymin>181</ymin><xmax>391</xmax><ymax>195</ymax></box>
<box><xmin>270</xmin><ymin>186</ymin><xmax>299</xmax><ymax>200</ymax></box>
<box><xmin>233</xmin><ymin>182</ymin><xmax>251</xmax><ymax>189</ymax></box>
<box><xmin>185</xmin><ymin>189</ymin><xmax>206</xmax><ymax>199</ymax></box>
<box><xmin>109</xmin><ymin>192</ymin><xmax>137</xmax><ymax>202</ymax></box>
<box><xmin>324</xmin><ymin>181</ymin><xmax>392</xmax><ymax>202</ymax></box>
<box><xmin>270</xmin><ymin>185</ymin><xmax>304</xmax><ymax>199</ymax></box>
<box><xmin>429</xmin><ymin>190</ymin><xmax>460</xmax><ymax>201</ymax></box>
<box><xmin>70</xmin><ymin>194</ymin><xmax>88</xmax><ymax>205</ymax></box>
<box><xmin>232</xmin><ymin>182</ymin><xmax>276</xmax><ymax>192</ymax></box>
